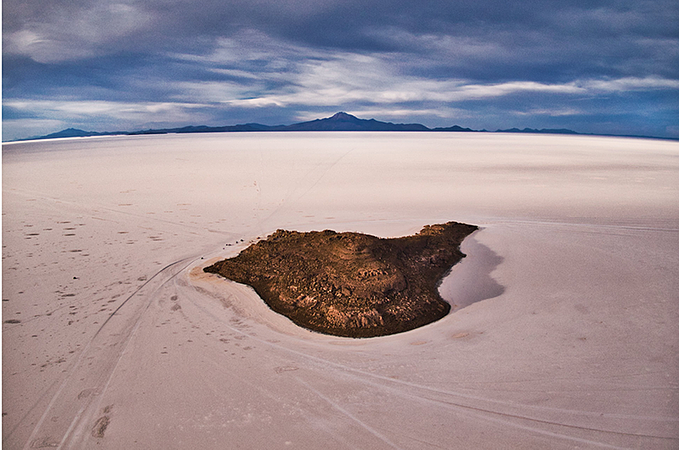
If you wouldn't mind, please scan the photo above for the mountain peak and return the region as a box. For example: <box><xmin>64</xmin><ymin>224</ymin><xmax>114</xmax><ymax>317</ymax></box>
<box><xmin>284</xmin><ymin>112</ymin><xmax>429</xmax><ymax>131</ymax></box>
<box><xmin>329</xmin><ymin>112</ymin><xmax>358</xmax><ymax>121</ymax></box>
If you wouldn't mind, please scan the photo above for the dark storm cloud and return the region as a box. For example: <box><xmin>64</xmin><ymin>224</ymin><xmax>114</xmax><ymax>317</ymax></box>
<box><xmin>3</xmin><ymin>0</ymin><xmax>678</xmax><ymax>140</ymax></box>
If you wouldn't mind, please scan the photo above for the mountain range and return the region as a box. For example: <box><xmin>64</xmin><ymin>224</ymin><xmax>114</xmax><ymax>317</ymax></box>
<box><xmin>17</xmin><ymin>112</ymin><xmax>610</xmax><ymax>141</ymax></box>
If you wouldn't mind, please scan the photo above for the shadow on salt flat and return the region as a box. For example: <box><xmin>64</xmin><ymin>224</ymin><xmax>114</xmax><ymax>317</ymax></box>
<box><xmin>438</xmin><ymin>233</ymin><xmax>505</xmax><ymax>312</ymax></box>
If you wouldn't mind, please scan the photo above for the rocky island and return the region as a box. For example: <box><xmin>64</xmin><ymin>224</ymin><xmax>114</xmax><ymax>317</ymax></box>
<box><xmin>204</xmin><ymin>221</ymin><xmax>478</xmax><ymax>337</ymax></box>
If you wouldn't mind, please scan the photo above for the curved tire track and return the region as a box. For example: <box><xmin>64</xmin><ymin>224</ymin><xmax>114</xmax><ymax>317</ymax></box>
<box><xmin>14</xmin><ymin>257</ymin><xmax>197</xmax><ymax>450</ymax></box>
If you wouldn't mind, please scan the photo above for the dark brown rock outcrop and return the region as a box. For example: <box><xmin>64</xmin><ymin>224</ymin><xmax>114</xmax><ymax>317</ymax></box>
<box><xmin>204</xmin><ymin>221</ymin><xmax>477</xmax><ymax>337</ymax></box>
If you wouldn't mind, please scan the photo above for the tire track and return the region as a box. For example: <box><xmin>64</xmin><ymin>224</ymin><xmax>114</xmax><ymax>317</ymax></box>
<box><xmin>177</xmin><ymin>263</ymin><xmax>679</xmax><ymax>449</ymax></box>
<box><xmin>15</xmin><ymin>257</ymin><xmax>197</xmax><ymax>450</ymax></box>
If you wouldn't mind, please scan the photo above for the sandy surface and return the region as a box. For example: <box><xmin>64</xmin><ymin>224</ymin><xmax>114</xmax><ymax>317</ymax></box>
<box><xmin>3</xmin><ymin>132</ymin><xmax>678</xmax><ymax>449</ymax></box>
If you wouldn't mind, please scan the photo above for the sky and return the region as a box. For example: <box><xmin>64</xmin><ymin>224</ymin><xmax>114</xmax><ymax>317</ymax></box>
<box><xmin>3</xmin><ymin>0</ymin><xmax>679</xmax><ymax>141</ymax></box>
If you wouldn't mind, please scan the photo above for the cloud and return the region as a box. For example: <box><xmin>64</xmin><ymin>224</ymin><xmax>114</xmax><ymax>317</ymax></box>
<box><xmin>223</xmin><ymin>78</ymin><xmax>587</xmax><ymax>108</ymax></box>
<box><xmin>3</xmin><ymin>99</ymin><xmax>213</xmax><ymax>129</ymax></box>
<box><xmin>511</xmin><ymin>108</ymin><xmax>583</xmax><ymax>117</ymax></box>
<box><xmin>585</xmin><ymin>77</ymin><xmax>679</xmax><ymax>91</ymax></box>
<box><xmin>3</xmin><ymin>0</ymin><xmax>679</xmax><ymax>139</ymax></box>
<box><xmin>4</xmin><ymin>2</ymin><xmax>151</xmax><ymax>63</ymax></box>
<box><xmin>171</xmin><ymin>35</ymin><xmax>593</xmax><ymax>109</ymax></box>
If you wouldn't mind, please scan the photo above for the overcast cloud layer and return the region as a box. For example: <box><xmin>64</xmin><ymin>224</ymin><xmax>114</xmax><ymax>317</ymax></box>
<box><xmin>3</xmin><ymin>0</ymin><xmax>679</xmax><ymax>140</ymax></box>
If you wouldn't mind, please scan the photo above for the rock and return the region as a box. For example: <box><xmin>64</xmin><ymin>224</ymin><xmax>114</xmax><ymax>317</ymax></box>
<box><xmin>204</xmin><ymin>221</ymin><xmax>477</xmax><ymax>337</ymax></box>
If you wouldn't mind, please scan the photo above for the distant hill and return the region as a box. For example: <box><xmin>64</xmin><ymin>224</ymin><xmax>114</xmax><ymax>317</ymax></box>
<box><xmin>36</xmin><ymin>128</ymin><xmax>111</xmax><ymax>139</ymax></box>
<box><xmin>22</xmin><ymin>112</ymin><xmax>590</xmax><ymax>142</ymax></box>
<box><xmin>433</xmin><ymin>125</ymin><xmax>476</xmax><ymax>132</ymax></box>
<box><xmin>127</xmin><ymin>123</ymin><xmax>274</xmax><ymax>135</ymax></box>
<box><xmin>128</xmin><ymin>112</ymin><xmax>431</xmax><ymax>133</ymax></box>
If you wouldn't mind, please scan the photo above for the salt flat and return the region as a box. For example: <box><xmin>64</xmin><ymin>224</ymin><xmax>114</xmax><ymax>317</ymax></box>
<box><xmin>3</xmin><ymin>132</ymin><xmax>678</xmax><ymax>449</ymax></box>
